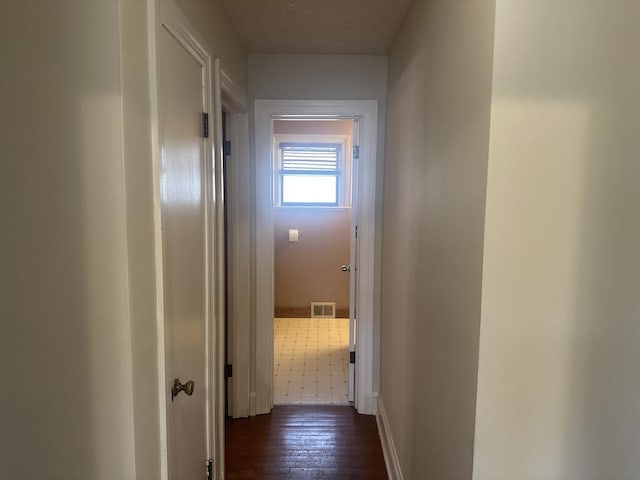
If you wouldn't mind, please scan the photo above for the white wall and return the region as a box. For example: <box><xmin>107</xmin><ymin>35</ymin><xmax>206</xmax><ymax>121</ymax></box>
<box><xmin>380</xmin><ymin>1</ymin><xmax>496</xmax><ymax>478</ymax></box>
<box><xmin>174</xmin><ymin>0</ymin><xmax>248</xmax><ymax>89</ymax></box>
<box><xmin>120</xmin><ymin>1</ymin><xmax>163</xmax><ymax>478</ymax></box>
<box><xmin>0</xmin><ymin>1</ymin><xmax>135</xmax><ymax>478</ymax></box>
<box><xmin>249</xmin><ymin>53</ymin><xmax>387</xmax><ymax>394</ymax></box>
<box><xmin>473</xmin><ymin>1</ymin><xmax>640</xmax><ymax>479</ymax></box>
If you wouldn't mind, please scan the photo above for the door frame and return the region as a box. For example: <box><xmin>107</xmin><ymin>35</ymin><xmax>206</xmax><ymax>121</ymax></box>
<box><xmin>253</xmin><ymin>99</ymin><xmax>379</xmax><ymax>415</ymax></box>
<box><xmin>211</xmin><ymin>59</ymin><xmax>251</xmax><ymax>480</ymax></box>
<box><xmin>213</xmin><ymin>61</ymin><xmax>251</xmax><ymax>425</ymax></box>
<box><xmin>148</xmin><ymin>0</ymin><xmax>218</xmax><ymax>477</ymax></box>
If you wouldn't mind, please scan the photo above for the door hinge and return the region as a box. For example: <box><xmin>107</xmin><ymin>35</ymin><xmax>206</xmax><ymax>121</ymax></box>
<box><xmin>206</xmin><ymin>458</ymin><xmax>213</xmax><ymax>480</ymax></box>
<box><xmin>225</xmin><ymin>364</ymin><xmax>233</xmax><ymax>378</ymax></box>
<box><xmin>202</xmin><ymin>113</ymin><xmax>209</xmax><ymax>138</ymax></box>
<box><xmin>223</xmin><ymin>140</ymin><xmax>231</xmax><ymax>156</ymax></box>
<box><xmin>353</xmin><ymin>145</ymin><xmax>360</xmax><ymax>159</ymax></box>
<box><xmin>350</xmin><ymin>351</ymin><xmax>356</xmax><ymax>364</ymax></box>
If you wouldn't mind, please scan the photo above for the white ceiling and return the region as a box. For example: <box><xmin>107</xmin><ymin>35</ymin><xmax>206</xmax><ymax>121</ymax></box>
<box><xmin>221</xmin><ymin>0</ymin><xmax>413</xmax><ymax>54</ymax></box>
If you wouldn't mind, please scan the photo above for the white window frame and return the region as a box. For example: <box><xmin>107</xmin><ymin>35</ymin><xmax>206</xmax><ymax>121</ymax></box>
<box><xmin>273</xmin><ymin>133</ymin><xmax>352</xmax><ymax>208</ymax></box>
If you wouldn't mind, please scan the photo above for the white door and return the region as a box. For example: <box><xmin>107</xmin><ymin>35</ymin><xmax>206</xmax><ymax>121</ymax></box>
<box><xmin>158</xmin><ymin>17</ymin><xmax>211</xmax><ymax>480</ymax></box>
<box><xmin>348</xmin><ymin>119</ymin><xmax>360</xmax><ymax>402</ymax></box>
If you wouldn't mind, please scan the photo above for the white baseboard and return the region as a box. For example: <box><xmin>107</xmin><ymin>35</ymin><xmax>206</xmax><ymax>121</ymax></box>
<box><xmin>376</xmin><ymin>397</ymin><xmax>405</xmax><ymax>480</ymax></box>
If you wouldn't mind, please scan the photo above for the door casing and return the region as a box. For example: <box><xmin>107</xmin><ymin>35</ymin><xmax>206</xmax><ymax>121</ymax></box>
<box><xmin>253</xmin><ymin>99</ymin><xmax>379</xmax><ymax>415</ymax></box>
<box><xmin>217</xmin><ymin>67</ymin><xmax>251</xmax><ymax>421</ymax></box>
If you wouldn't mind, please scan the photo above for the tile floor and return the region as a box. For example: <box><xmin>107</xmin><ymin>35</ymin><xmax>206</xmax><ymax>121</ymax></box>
<box><xmin>273</xmin><ymin>317</ymin><xmax>350</xmax><ymax>405</ymax></box>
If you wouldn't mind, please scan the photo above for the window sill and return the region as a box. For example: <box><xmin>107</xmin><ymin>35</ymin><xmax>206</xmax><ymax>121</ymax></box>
<box><xmin>275</xmin><ymin>206</ymin><xmax>351</xmax><ymax>213</ymax></box>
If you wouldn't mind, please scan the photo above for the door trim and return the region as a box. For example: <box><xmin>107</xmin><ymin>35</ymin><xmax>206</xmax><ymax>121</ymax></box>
<box><xmin>212</xmin><ymin>62</ymin><xmax>250</xmax><ymax>480</ymax></box>
<box><xmin>218</xmin><ymin>70</ymin><xmax>252</xmax><ymax>421</ymax></box>
<box><xmin>253</xmin><ymin>99</ymin><xmax>379</xmax><ymax>415</ymax></box>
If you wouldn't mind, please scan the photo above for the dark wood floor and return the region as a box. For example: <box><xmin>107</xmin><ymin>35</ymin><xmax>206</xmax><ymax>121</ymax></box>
<box><xmin>225</xmin><ymin>405</ymin><xmax>388</xmax><ymax>479</ymax></box>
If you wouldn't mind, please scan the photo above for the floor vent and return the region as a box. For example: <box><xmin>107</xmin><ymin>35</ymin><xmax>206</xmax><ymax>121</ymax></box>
<box><xmin>311</xmin><ymin>302</ymin><xmax>336</xmax><ymax>319</ymax></box>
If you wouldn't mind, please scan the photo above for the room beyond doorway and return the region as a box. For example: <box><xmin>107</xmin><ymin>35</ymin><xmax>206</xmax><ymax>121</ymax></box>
<box><xmin>271</xmin><ymin>118</ymin><xmax>354</xmax><ymax>405</ymax></box>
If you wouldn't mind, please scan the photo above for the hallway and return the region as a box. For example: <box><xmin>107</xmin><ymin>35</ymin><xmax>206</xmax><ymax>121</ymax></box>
<box><xmin>4</xmin><ymin>0</ymin><xmax>639</xmax><ymax>478</ymax></box>
<box><xmin>225</xmin><ymin>406</ymin><xmax>388</xmax><ymax>479</ymax></box>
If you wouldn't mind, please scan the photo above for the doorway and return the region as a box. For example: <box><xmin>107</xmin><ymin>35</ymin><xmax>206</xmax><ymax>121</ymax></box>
<box><xmin>253</xmin><ymin>99</ymin><xmax>379</xmax><ymax>416</ymax></box>
<box><xmin>272</xmin><ymin>119</ymin><xmax>354</xmax><ymax>405</ymax></box>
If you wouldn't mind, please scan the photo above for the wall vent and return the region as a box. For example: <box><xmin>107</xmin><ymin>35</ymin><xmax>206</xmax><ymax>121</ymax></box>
<box><xmin>311</xmin><ymin>302</ymin><xmax>336</xmax><ymax>319</ymax></box>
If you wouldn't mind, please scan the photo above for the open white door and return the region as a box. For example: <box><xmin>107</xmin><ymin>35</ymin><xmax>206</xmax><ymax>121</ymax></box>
<box><xmin>348</xmin><ymin>119</ymin><xmax>360</xmax><ymax>402</ymax></box>
<box><xmin>155</xmin><ymin>1</ymin><xmax>214</xmax><ymax>477</ymax></box>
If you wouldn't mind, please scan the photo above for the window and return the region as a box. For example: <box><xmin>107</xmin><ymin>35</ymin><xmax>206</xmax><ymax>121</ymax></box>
<box><xmin>278</xmin><ymin>143</ymin><xmax>342</xmax><ymax>206</ymax></box>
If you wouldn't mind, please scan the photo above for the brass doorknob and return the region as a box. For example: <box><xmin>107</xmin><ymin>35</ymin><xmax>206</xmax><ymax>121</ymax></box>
<box><xmin>171</xmin><ymin>378</ymin><xmax>195</xmax><ymax>401</ymax></box>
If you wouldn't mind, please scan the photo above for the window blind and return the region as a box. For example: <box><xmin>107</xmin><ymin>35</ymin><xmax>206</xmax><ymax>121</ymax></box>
<box><xmin>280</xmin><ymin>143</ymin><xmax>340</xmax><ymax>172</ymax></box>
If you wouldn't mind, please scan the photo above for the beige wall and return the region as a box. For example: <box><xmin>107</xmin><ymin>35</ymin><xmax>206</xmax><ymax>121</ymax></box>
<box><xmin>380</xmin><ymin>0</ymin><xmax>495</xmax><ymax>478</ymax></box>
<box><xmin>274</xmin><ymin>208</ymin><xmax>350</xmax><ymax>317</ymax></box>
<box><xmin>0</xmin><ymin>1</ymin><xmax>135</xmax><ymax>478</ymax></box>
<box><xmin>473</xmin><ymin>1</ymin><xmax>640</xmax><ymax>479</ymax></box>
